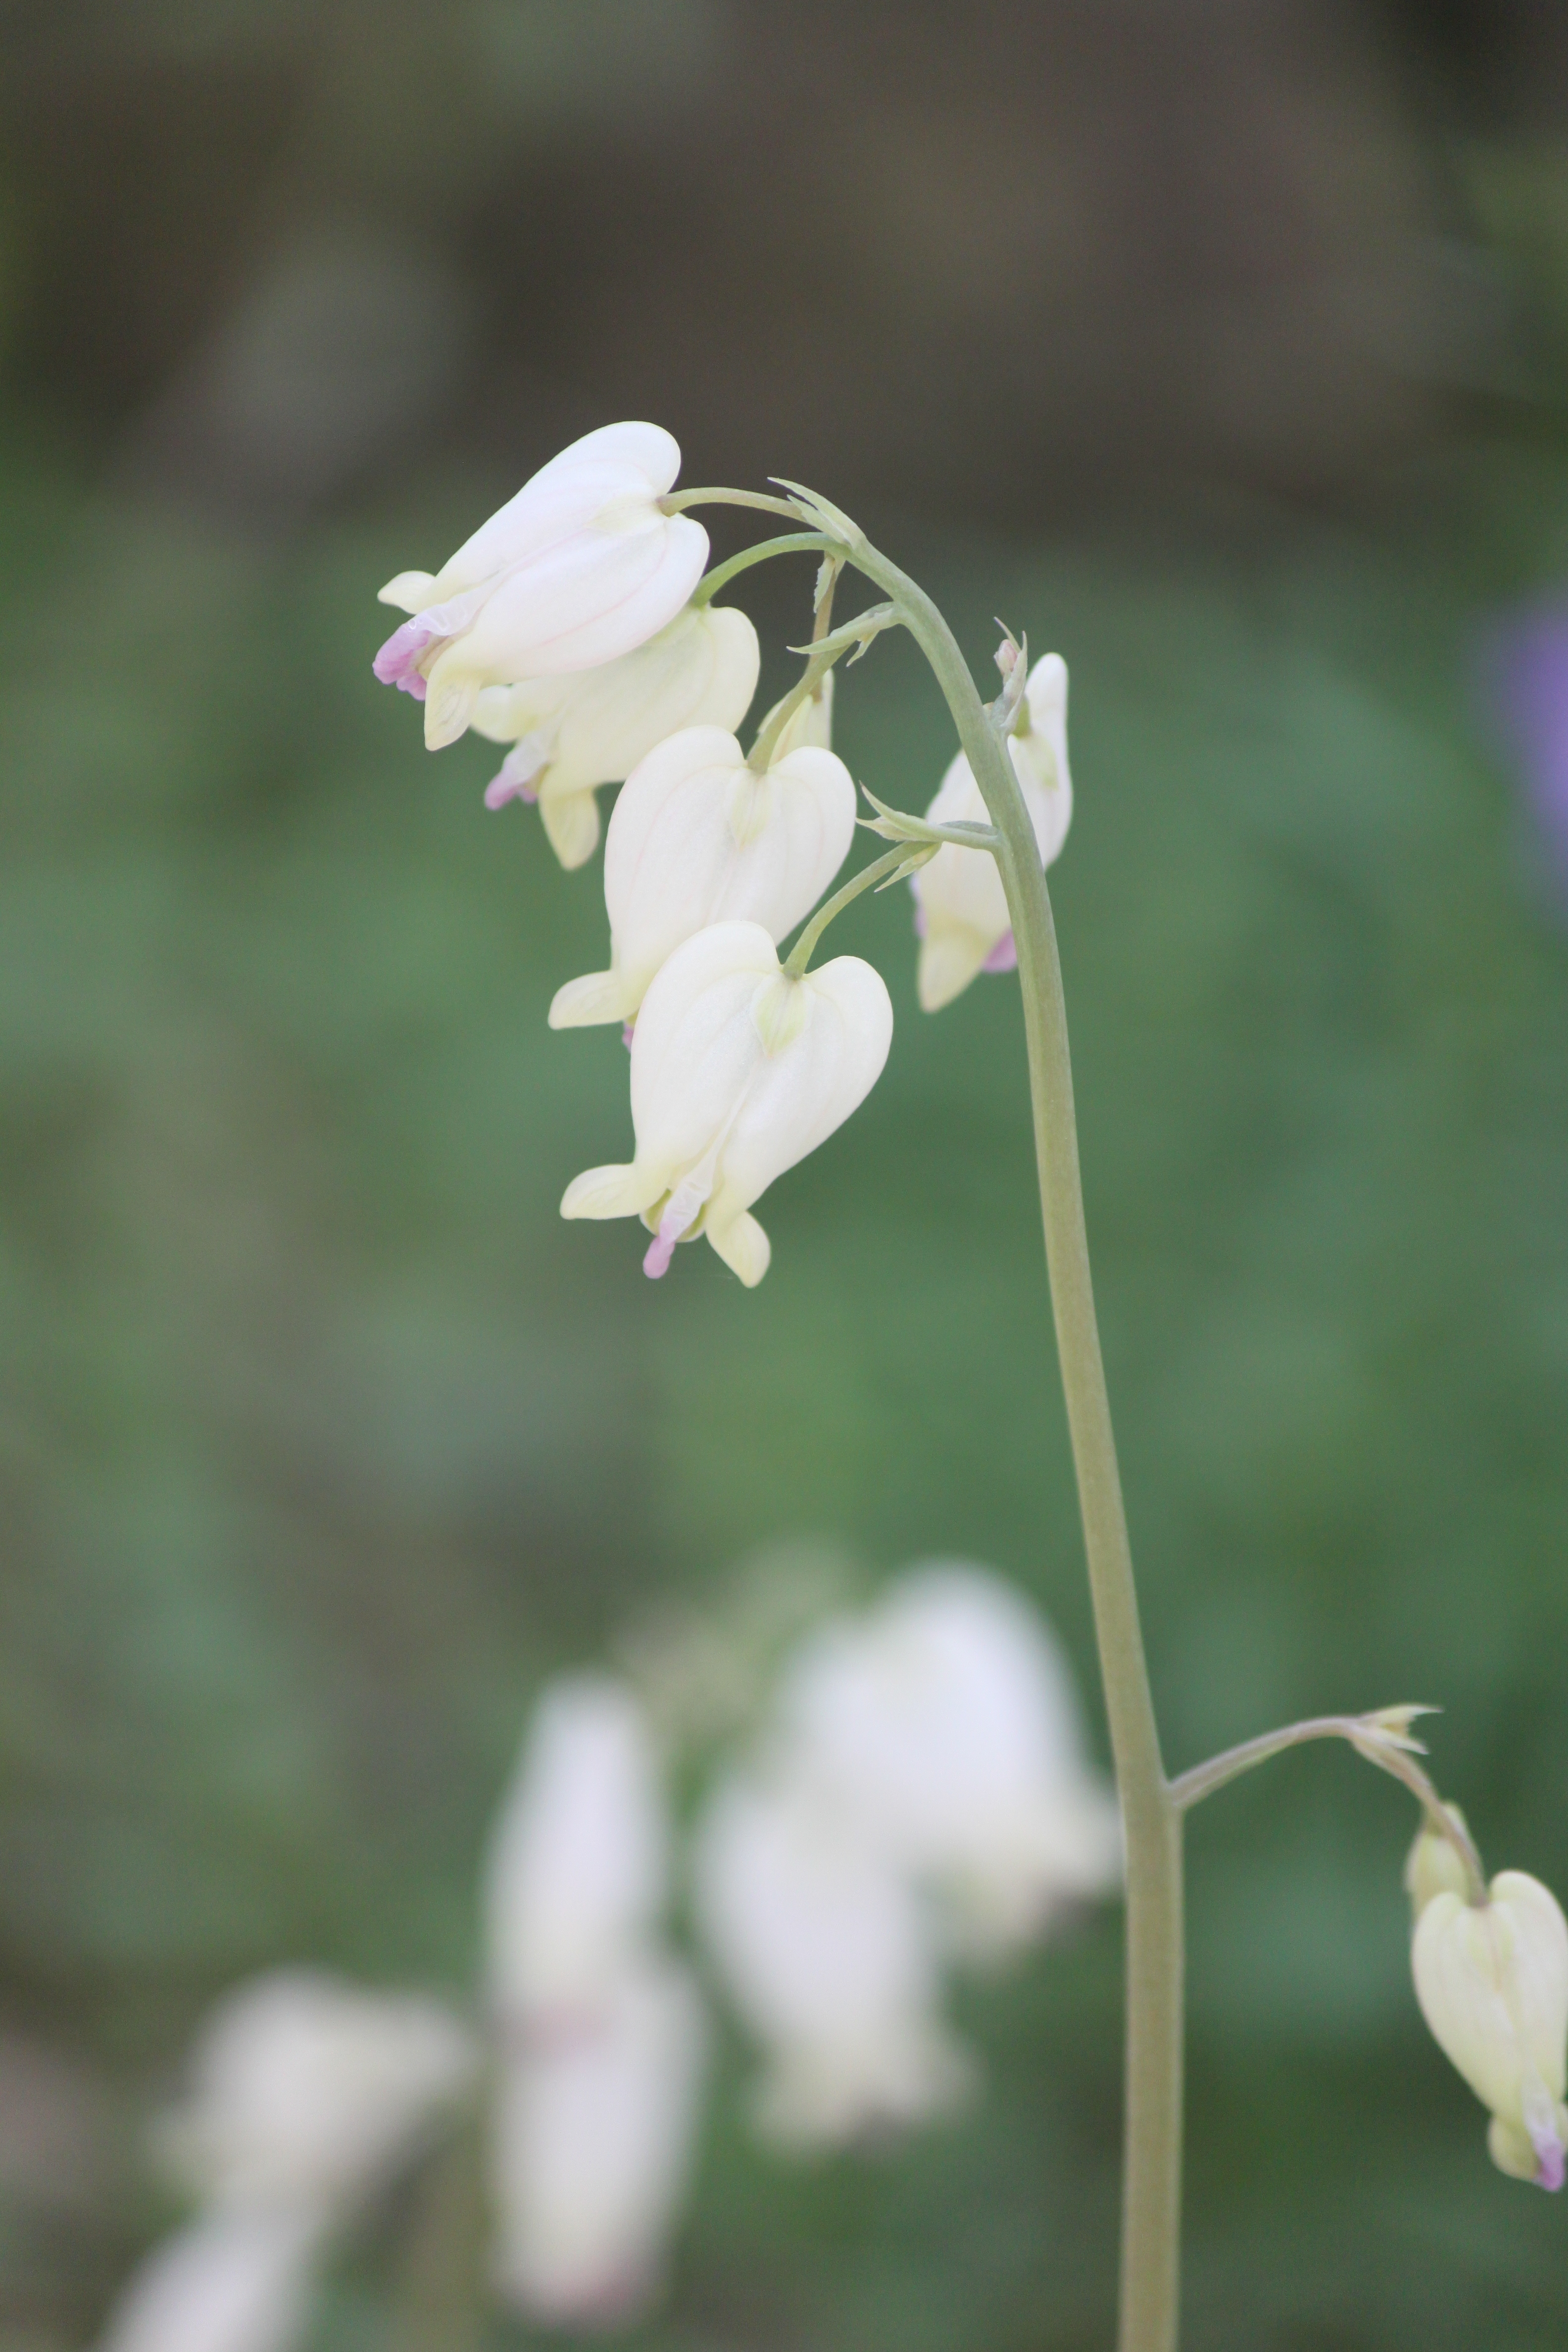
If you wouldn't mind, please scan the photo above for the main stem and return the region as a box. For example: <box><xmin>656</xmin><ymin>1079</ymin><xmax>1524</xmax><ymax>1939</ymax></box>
<box><xmin>852</xmin><ymin>543</ymin><xmax>1185</xmax><ymax>2352</ymax></box>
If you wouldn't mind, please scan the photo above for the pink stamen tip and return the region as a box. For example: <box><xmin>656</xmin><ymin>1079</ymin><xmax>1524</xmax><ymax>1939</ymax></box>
<box><xmin>912</xmin><ymin>902</ymin><xmax>928</xmax><ymax>938</ymax></box>
<box><xmin>642</xmin><ymin>1228</ymin><xmax>677</xmax><ymax>1279</ymax></box>
<box><xmin>622</xmin><ymin>1023</ymin><xmax>635</xmax><ymax>1052</ymax></box>
<box><xmin>1538</xmin><ymin>2142</ymin><xmax>1566</xmax><ymax>2193</ymax></box>
<box><xmin>983</xmin><ymin>929</ymin><xmax>1018</xmax><ymax>973</ymax></box>
<box><xmin>373</xmin><ymin>614</ymin><xmax>441</xmax><ymax>689</ymax></box>
<box><xmin>484</xmin><ymin>768</ymin><xmax>538</xmax><ymax>811</ymax></box>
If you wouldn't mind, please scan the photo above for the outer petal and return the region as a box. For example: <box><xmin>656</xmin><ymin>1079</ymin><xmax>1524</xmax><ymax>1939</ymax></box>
<box><xmin>491</xmin><ymin>1959</ymin><xmax>708</xmax><ymax>2327</ymax></box>
<box><xmin>704</xmin><ymin>950</ymin><xmax>893</xmax><ymax>1224</ymax></box>
<box><xmin>625</xmin><ymin>921</ymin><xmax>779</xmax><ymax>1171</ymax></box>
<box><xmin>434</xmin><ymin>423</ymin><xmax>686</xmax><ymax>595</ymax></box>
<box><xmin>483</xmin><ymin>1678</ymin><xmax>668</xmax><ymax>2020</ymax></box>
<box><xmin>1492</xmin><ymin>1873</ymin><xmax>1568</xmax><ymax>2101</ymax></box>
<box><xmin>760</xmin><ymin>667</ymin><xmax>834</xmax><ymax>758</ymax></box>
<box><xmin>454</xmin><ymin>510</ymin><xmax>708</xmax><ymax>680</ymax></box>
<box><xmin>911</xmin><ymin>753</ymin><xmax>1010</xmax><ymax>1010</ymax></box>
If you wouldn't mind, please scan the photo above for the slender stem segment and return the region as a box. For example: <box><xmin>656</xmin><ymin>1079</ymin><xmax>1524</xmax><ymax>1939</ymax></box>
<box><xmin>847</xmin><ymin>537</ymin><xmax>1184</xmax><ymax>2352</ymax></box>
<box><xmin>691</xmin><ymin>531</ymin><xmax>833</xmax><ymax>606</ymax></box>
<box><xmin>783</xmin><ymin>843</ymin><xmax>930</xmax><ymax>977</ymax></box>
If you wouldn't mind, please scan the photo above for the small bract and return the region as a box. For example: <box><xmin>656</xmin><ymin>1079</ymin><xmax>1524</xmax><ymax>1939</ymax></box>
<box><xmin>911</xmin><ymin>652</ymin><xmax>1074</xmax><ymax>1012</ymax></box>
<box><xmin>560</xmin><ymin>920</ymin><xmax>892</xmax><ymax>1286</ymax></box>
<box><xmin>471</xmin><ymin>602</ymin><xmax>761</xmax><ymax>870</ymax></box>
<box><xmin>548</xmin><ymin>725</ymin><xmax>856</xmax><ymax>1030</ymax></box>
<box><xmin>372</xmin><ymin>422</ymin><xmax>708</xmax><ymax>750</ymax></box>
<box><xmin>1413</xmin><ymin>1870</ymin><xmax>1568</xmax><ymax>2189</ymax></box>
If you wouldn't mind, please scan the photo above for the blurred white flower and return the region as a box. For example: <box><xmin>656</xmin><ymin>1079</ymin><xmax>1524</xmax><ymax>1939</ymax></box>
<box><xmin>470</xmin><ymin>602</ymin><xmax>761</xmax><ymax>870</ymax></box>
<box><xmin>491</xmin><ymin>1957</ymin><xmax>708</xmax><ymax>2329</ymax></box>
<box><xmin>772</xmin><ymin>1563</ymin><xmax>1120</xmax><ymax>1962</ymax></box>
<box><xmin>484</xmin><ymin>1676</ymin><xmax>669</xmax><ymax>2022</ymax></box>
<box><xmin>1413</xmin><ymin>1870</ymin><xmax>1568</xmax><ymax>2189</ymax></box>
<box><xmin>373</xmin><ymin>421</ymin><xmax>708</xmax><ymax>749</ymax></box>
<box><xmin>547</xmin><ymin>725</ymin><xmax>855</xmax><ymax>1030</ymax></box>
<box><xmin>560</xmin><ymin>920</ymin><xmax>892</xmax><ymax>1286</ymax></box>
<box><xmin>910</xmin><ymin>652</ymin><xmax>1073</xmax><ymax>1012</ymax></box>
<box><xmin>692</xmin><ymin>1771</ymin><xmax>970</xmax><ymax>2147</ymax></box>
<box><xmin>156</xmin><ymin>1970</ymin><xmax>474</xmax><ymax>2217</ymax></box>
<box><xmin>92</xmin><ymin>2212</ymin><xmax>319</xmax><ymax>2352</ymax></box>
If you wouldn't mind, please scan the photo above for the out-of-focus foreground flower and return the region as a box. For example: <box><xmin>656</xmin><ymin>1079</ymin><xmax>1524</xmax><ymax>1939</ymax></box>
<box><xmin>372</xmin><ymin>421</ymin><xmax>709</xmax><ymax>749</ymax></box>
<box><xmin>96</xmin><ymin>1974</ymin><xmax>474</xmax><ymax>2352</ymax></box>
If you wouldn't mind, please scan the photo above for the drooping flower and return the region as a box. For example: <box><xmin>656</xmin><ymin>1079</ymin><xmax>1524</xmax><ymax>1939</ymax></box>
<box><xmin>372</xmin><ymin>422</ymin><xmax>708</xmax><ymax>750</ymax></box>
<box><xmin>691</xmin><ymin>1770</ymin><xmax>969</xmax><ymax>2147</ymax></box>
<box><xmin>547</xmin><ymin>725</ymin><xmax>856</xmax><ymax>1030</ymax></box>
<box><xmin>773</xmin><ymin>1563</ymin><xmax>1121</xmax><ymax>1961</ymax></box>
<box><xmin>155</xmin><ymin>1971</ymin><xmax>474</xmax><ymax>2217</ymax></box>
<box><xmin>560</xmin><ymin>919</ymin><xmax>893</xmax><ymax>1286</ymax></box>
<box><xmin>490</xmin><ymin>1957</ymin><xmax>708</xmax><ymax>2328</ymax></box>
<box><xmin>92</xmin><ymin>2211</ymin><xmax>320</xmax><ymax>2352</ymax></box>
<box><xmin>483</xmin><ymin>1677</ymin><xmax>669</xmax><ymax>2022</ymax></box>
<box><xmin>1412</xmin><ymin>1869</ymin><xmax>1568</xmax><ymax>2189</ymax></box>
<box><xmin>469</xmin><ymin>602</ymin><xmax>761</xmax><ymax>870</ymax></box>
<box><xmin>910</xmin><ymin>651</ymin><xmax>1074</xmax><ymax>1012</ymax></box>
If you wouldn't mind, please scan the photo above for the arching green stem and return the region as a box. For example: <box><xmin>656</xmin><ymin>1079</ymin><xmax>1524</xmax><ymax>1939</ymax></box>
<box><xmin>843</xmin><ymin>533</ymin><xmax>1184</xmax><ymax>2352</ymax></box>
<box><xmin>660</xmin><ymin>487</ymin><xmax>812</xmax><ymax>525</ymax></box>
<box><xmin>692</xmin><ymin>531</ymin><xmax>833</xmax><ymax>607</ymax></box>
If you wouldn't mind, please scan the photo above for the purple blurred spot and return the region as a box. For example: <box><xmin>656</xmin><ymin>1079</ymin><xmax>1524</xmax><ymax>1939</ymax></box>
<box><xmin>1481</xmin><ymin>599</ymin><xmax>1568</xmax><ymax>895</ymax></box>
<box><xmin>983</xmin><ymin>930</ymin><xmax>1018</xmax><ymax>973</ymax></box>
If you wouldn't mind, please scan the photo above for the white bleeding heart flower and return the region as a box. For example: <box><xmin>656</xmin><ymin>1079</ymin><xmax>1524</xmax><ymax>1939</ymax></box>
<box><xmin>90</xmin><ymin>2211</ymin><xmax>321</xmax><ymax>2352</ymax></box>
<box><xmin>490</xmin><ymin>1958</ymin><xmax>708</xmax><ymax>2330</ymax></box>
<box><xmin>484</xmin><ymin>1677</ymin><xmax>669</xmax><ymax>2023</ymax></box>
<box><xmin>470</xmin><ymin>602</ymin><xmax>761</xmax><ymax>870</ymax></box>
<box><xmin>372</xmin><ymin>422</ymin><xmax>708</xmax><ymax>750</ymax></box>
<box><xmin>774</xmin><ymin>1563</ymin><xmax>1121</xmax><ymax>1963</ymax></box>
<box><xmin>547</xmin><ymin>723</ymin><xmax>855</xmax><ymax>1030</ymax></box>
<box><xmin>910</xmin><ymin>651</ymin><xmax>1074</xmax><ymax>1012</ymax></box>
<box><xmin>154</xmin><ymin>1971</ymin><xmax>474</xmax><ymax>2218</ymax></box>
<box><xmin>692</xmin><ymin>1771</ymin><xmax>971</xmax><ymax>2148</ymax></box>
<box><xmin>1413</xmin><ymin>1870</ymin><xmax>1568</xmax><ymax>2190</ymax></box>
<box><xmin>559</xmin><ymin>920</ymin><xmax>892</xmax><ymax>1287</ymax></box>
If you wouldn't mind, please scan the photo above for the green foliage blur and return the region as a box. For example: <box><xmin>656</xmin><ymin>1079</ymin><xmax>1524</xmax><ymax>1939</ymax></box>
<box><xmin>4</xmin><ymin>5</ymin><xmax>1568</xmax><ymax>2349</ymax></box>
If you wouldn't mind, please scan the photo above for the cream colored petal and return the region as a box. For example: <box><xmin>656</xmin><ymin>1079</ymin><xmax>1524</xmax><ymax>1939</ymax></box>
<box><xmin>917</xmin><ymin>923</ymin><xmax>995</xmax><ymax>1013</ymax></box>
<box><xmin>377</xmin><ymin>569</ymin><xmax>439</xmax><ymax>612</ymax></box>
<box><xmin>539</xmin><ymin>785</ymin><xmax>602</xmax><ymax>872</ymax></box>
<box><xmin>705</xmin><ymin>1206</ymin><xmax>771</xmax><ymax>1287</ymax></box>
<box><xmin>560</xmin><ymin>1163</ymin><xmax>663</xmax><ymax>1222</ymax></box>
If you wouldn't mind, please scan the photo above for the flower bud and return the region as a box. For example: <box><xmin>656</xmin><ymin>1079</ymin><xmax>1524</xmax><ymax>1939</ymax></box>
<box><xmin>692</xmin><ymin>1771</ymin><xmax>971</xmax><ymax>2148</ymax></box>
<box><xmin>560</xmin><ymin>920</ymin><xmax>892</xmax><ymax>1287</ymax></box>
<box><xmin>1412</xmin><ymin>1870</ymin><xmax>1568</xmax><ymax>2190</ymax></box>
<box><xmin>372</xmin><ymin>422</ymin><xmax>708</xmax><ymax>749</ymax></box>
<box><xmin>490</xmin><ymin>1958</ymin><xmax>708</xmax><ymax>2329</ymax></box>
<box><xmin>484</xmin><ymin>1677</ymin><xmax>669</xmax><ymax>2023</ymax></box>
<box><xmin>910</xmin><ymin>652</ymin><xmax>1073</xmax><ymax>1012</ymax></box>
<box><xmin>548</xmin><ymin>724</ymin><xmax>855</xmax><ymax>1029</ymax></box>
<box><xmin>470</xmin><ymin>603</ymin><xmax>761</xmax><ymax>869</ymax></box>
<box><xmin>1404</xmin><ymin>1806</ymin><xmax>1476</xmax><ymax>1921</ymax></box>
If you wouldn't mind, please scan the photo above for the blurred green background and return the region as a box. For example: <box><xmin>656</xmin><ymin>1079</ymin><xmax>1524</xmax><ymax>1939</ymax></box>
<box><xmin>4</xmin><ymin>1</ymin><xmax>1568</xmax><ymax>2345</ymax></box>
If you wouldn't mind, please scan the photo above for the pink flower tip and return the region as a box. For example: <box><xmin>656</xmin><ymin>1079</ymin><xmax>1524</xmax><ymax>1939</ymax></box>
<box><xmin>642</xmin><ymin>1228</ymin><xmax>677</xmax><ymax>1279</ymax></box>
<box><xmin>622</xmin><ymin>1023</ymin><xmax>636</xmax><ymax>1052</ymax></box>
<box><xmin>1538</xmin><ymin>2140</ymin><xmax>1566</xmax><ymax>2193</ymax></box>
<box><xmin>983</xmin><ymin>930</ymin><xmax>1018</xmax><ymax>973</ymax></box>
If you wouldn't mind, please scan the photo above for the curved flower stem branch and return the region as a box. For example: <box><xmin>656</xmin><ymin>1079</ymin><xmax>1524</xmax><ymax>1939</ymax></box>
<box><xmin>843</xmin><ymin>531</ymin><xmax>1183</xmax><ymax>2352</ymax></box>
<box><xmin>783</xmin><ymin>843</ymin><xmax>933</xmax><ymax>978</ymax></box>
<box><xmin>660</xmin><ymin>487</ymin><xmax>813</xmax><ymax>525</ymax></box>
<box><xmin>1170</xmin><ymin>1712</ymin><xmax>1486</xmax><ymax>1900</ymax></box>
<box><xmin>691</xmin><ymin>531</ymin><xmax>834</xmax><ymax>607</ymax></box>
